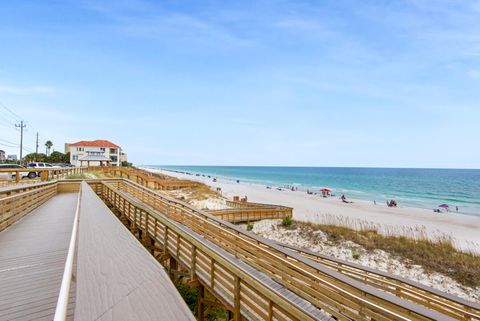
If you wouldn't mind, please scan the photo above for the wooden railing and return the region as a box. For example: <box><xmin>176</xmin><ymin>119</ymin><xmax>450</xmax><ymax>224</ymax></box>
<box><xmin>105</xmin><ymin>179</ymin><xmax>455</xmax><ymax>321</ymax></box>
<box><xmin>89</xmin><ymin>166</ymin><xmax>201</xmax><ymax>190</ymax></box>
<box><xmin>0</xmin><ymin>167</ymin><xmax>86</xmax><ymax>183</ymax></box>
<box><xmin>101</xmin><ymin>181</ymin><xmax>326</xmax><ymax>321</ymax></box>
<box><xmin>0</xmin><ymin>181</ymin><xmax>57</xmax><ymax>231</ymax></box>
<box><xmin>208</xmin><ymin>202</ymin><xmax>292</xmax><ymax>223</ymax></box>
<box><xmin>279</xmin><ymin>244</ymin><xmax>480</xmax><ymax>321</ymax></box>
<box><xmin>1</xmin><ymin>177</ymin><xmax>476</xmax><ymax>320</ymax></box>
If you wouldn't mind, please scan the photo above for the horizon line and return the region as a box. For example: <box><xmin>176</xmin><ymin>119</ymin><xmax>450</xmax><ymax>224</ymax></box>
<box><xmin>141</xmin><ymin>164</ymin><xmax>480</xmax><ymax>170</ymax></box>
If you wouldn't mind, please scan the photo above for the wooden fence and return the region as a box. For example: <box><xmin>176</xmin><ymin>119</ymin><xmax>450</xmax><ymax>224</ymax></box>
<box><xmin>0</xmin><ymin>167</ymin><xmax>86</xmax><ymax>183</ymax></box>
<box><xmin>88</xmin><ymin>166</ymin><xmax>201</xmax><ymax>190</ymax></box>
<box><xmin>100</xmin><ymin>181</ymin><xmax>327</xmax><ymax>321</ymax></box>
<box><xmin>102</xmin><ymin>179</ymin><xmax>455</xmax><ymax>321</ymax></box>
<box><xmin>2</xmin><ymin>177</ymin><xmax>477</xmax><ymax>320</ymax></box>
<box><xmin>0</xmin><ymin>181</ymin><xmax>57</xmax><ymax>231</ymax></box>
<box><xmin>279</xmin><ymin>244</ymin><xmax>480</xmax><ymax>321</ymax></box>
<box><xmin>208</xmin><ymin>202</ymin><xmax>292</xmax><ymax>223</ymax></box>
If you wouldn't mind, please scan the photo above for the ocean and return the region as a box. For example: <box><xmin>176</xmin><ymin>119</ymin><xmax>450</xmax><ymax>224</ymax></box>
<box><xmin>147</xmin><ymin>165</ymin><xmax>480</xmax><ymax>216</ymax></box>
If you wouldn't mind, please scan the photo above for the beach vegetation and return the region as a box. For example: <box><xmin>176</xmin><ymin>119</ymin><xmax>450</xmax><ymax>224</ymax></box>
<box><xmin>246</xmin><ymin>222</ymin><xmax>254</xmax><ymax>231</ymax></box>
<box><xmin>175</xmin><ymin>283</ymin><xmax>228</xmax><ymax>320</ymax></box>
<box><xmin>282</xmin><ymin>216</ymin><xmax>293</xmax><ymax>227</ymax></box>
<box><xmin>292</xmin><ymin>220</ymin><xmax>480</xmax><ymax>287</ymax></box>
<box><xmin>351</xmin><ymin>248</ymin><xmax>361</xmax><ymax>260</ymax></box>
<box><xmin>121</xmin><ymin>161</ymin><xmax>133</xmax><ymax>167</ymax></box>
<box><xmin>23</xmin><ymin>151</ymin><xmax>70</xmax><ymax>163</ymax></box>
<box><xmin>65</xmin><ymin>170</ymin><xmax>106</xmax><ymax>179</ymax></box>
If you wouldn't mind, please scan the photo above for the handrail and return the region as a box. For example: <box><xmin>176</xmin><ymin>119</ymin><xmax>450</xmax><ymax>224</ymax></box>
<box><xmin>279</xmin><ymin>243</ymin><xmax>480</xmax><ymax>311</ymax></box>
<box><xmin>113</xmin><ymin>178</ymin><xmax>480</xmax><ymax>317</ymax></box>
<box><xmin>109</xmin><ymin>180</ymin><xmax>456</xmax><ymax>321</ymax></box>
<box><xmin>53</xmin><ymin>183</ymin><xmax>82</xmax><ymax>321</ymax></box>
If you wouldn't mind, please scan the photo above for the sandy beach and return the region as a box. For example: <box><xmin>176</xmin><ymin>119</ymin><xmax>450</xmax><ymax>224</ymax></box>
<box><xmin>143</xmin><ymin>167</ymin><xmax>480</xmax><ymax>254</ymax></box>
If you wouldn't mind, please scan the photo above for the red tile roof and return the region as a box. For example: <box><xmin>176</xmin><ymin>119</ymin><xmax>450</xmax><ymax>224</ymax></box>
<box><xmin>69</xmin><ymin>140</ymin><xmax>119</xmax><ymax>148</ymax></box>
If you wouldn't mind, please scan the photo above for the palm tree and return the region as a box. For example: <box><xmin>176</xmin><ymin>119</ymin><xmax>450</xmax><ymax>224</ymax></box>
<box><xmin>45</xmin><ymin>140</ymin><xmax>53</xmax><ymax>156</ymax></box>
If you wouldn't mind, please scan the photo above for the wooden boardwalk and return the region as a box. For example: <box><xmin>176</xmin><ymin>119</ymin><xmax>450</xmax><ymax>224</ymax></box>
<box><xmin>1</xmin><ymin>178</ymin><xmax>477</xmax><ymax>321</ymax></box>
<box><xmin>0</xmin><ymin>193</ymin><xmax>77</xmax><ymax>321</ymax></box>
<box><xmin>75</xmin><ymin>182</ymin><xmax>194</xmax><ymax>321</ymax></box>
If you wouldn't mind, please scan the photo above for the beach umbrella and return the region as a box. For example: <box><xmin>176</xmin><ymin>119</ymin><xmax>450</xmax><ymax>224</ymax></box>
<box><xmin>320</xmin><ymin>188</ymin><xmax>331</xmax><ymax>192</ymax></box>
<box><xmin>438</xmin><ymin>204</ymin><xmax>449</xmax><ymax>208</ymax></box>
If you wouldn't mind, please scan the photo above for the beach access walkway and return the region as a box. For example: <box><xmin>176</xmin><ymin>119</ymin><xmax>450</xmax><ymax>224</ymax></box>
<box><xmin>0</xmin><ymin>177</ymin><xmax>479</xmax><ymax>321</ymax></box>
<box><xmin>0</xmin><ymin>193</ymin><xmax>77</xmax><ymax>321</ymax></box>
<box><xmin>0</xmin><ymin>182</ymin><xmax>194</xmax><ymax>321</ymax></box>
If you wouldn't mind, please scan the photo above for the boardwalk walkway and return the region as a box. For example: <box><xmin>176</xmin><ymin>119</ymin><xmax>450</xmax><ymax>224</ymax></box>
<box><xmin>0</xmin><ymin>193</ymin><xmax>77</xmax><ymax>321</ymax></box>
<box><xmin>75</xmin><ymin>182</ymin><xmax>194</xmax><ymax>321</ymax></box>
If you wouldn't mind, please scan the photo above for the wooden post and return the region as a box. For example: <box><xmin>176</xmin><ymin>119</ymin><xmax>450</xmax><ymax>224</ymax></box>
<box><xmin>15</xmin><ymin>171</ymin><xmax>19</xmax><ymax>183</ymax></box>
<box><xmin>169</xmin><ymin>257</ymin><xmax>178</xmax><ymax>281</ymax></box>
<box><xmin>233</xmin><ymin>276</ymin><xmax>241</xmax><ymax>321</ymax></box>
<box><xmin>198</xmin><ymin>283</ymin><xmax>205</xmax><ymax>321</ymax></box>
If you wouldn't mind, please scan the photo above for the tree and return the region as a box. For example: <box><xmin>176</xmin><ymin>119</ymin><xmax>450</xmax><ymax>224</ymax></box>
<box><xmin>48</xmin><ymin>151</ymin><xmax>65</xmax><ymax>163</ymax></box>
<box><xmin>24</xmin><ymin>153</ymin><xmax>47</xmax><ymax>162</ymax></box>
<box><xmin>45</xmin><ymin>140</ymin><xmax>53</xmax><ymax>156</ymax></box>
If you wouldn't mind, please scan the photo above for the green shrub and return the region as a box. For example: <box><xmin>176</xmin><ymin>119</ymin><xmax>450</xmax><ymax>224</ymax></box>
<box><xmin>246</xmin><ymin>222</ymin><xmax>254</xmax><ymax>231</ymax></box>
<box><xmin>282</xmin><ymin>216</ymin><xmax>293</xmax><ymax>226</ymax></box>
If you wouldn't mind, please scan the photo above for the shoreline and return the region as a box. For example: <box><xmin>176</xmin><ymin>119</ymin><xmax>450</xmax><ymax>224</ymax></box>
<box><xmin>154</xmin><ymin>166</ymin><xmax>478</xmax><ymax>215</ymax></box>
<box><xmin>142</xmin><ymin>166</ymin><xmax>480</xmax><ymax>254</ymax></box>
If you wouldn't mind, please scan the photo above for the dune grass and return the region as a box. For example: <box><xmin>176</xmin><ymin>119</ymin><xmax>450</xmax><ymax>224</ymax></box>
<box><xmin>293</xmin><ymin>220</ymin><xmax>480</xmax><ymax>287</ymax></box>
<box><xmin>65</xmin><ymin>170</ymin><xmax>106</xmax><ymax>179</ymax></box>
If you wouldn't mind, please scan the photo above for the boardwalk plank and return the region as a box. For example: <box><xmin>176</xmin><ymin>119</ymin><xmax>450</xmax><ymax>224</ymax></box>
<box><xmin>0</xmin><ymin>193</ymin><xmax>77</xmax><ymax>321</ymax></box>
<box><xmin>74</xmin><ymin>182</ymin><xmax>195</xmax><ymax>321</ymax></box>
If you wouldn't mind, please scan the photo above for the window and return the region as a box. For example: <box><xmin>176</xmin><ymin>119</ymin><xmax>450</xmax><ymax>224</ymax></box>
<box><xmin>100</xmin><ymin>148</ymin><xmax>105</xmax><ymax>152</ymax></box>
<box><xmin>110</xmin><ymin>148</ymin><xmax>117</xmax><ymax>154</ymax></box>
<box><xmin>77</xmin><ymin>147</ymin><xmax>84</xmax><ymax>152</ymax></box>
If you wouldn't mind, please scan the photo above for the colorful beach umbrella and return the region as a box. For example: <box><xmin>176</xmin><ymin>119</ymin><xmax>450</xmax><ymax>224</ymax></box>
<box><xmin>438</xmin><ymin>204</ymin><xmax>449</xmax><ymax>208</ymax></box>
<box><xmin>320</xmin><ymin>188</ymin><xmax>331</xmax><ymax>192</ymax></box>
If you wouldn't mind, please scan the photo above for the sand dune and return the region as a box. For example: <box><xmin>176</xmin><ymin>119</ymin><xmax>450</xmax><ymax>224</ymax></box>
<box><xmin>143</xmin><ymin>167</ymin><xmax>480</xmax><ymax>254</ymax></box>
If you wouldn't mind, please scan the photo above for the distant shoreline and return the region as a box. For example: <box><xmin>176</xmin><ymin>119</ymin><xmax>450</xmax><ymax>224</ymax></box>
<box><xmin>144</xmin><ymin>165</ymin><xmax>480</xmax><ymax>216</ymax></box>
<box><xmin>141</xmin><ymin>166</ymin><xmax>480</xmax><ymax>254</ymax></box>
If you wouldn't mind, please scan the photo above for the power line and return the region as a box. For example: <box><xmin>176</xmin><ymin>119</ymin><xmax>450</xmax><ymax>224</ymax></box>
<box><xmin>0</xmin><ymin>142</ymin><xmax>18</xmax><ymax>148</ymax></box>
<box><xmin>0</xmin><ymin>138</ymin><xmax>19</xmax><ymax>145</ymax></box>
<box><xmin>0</xmin><ymin>113</ymin><xmax>15</xmax><ymax>126</ymax></box>
<box><xmin>0</xmin><ymin>101</ymin><xmax>22</xmax><ymax>121</ymax></box>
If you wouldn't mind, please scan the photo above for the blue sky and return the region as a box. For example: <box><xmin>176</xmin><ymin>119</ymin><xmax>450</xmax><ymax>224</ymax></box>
<box><xmin>0</xmin><ymin>0</ymin><xmax>479</xmax><ymax>168</ymax></box>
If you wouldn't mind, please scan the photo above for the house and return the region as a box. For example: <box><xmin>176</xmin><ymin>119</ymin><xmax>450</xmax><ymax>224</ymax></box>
<box><xmin>65</xmin><ymin>140</ymin><xmax>128</xmax><ymax>167</ymax></box>
<box><xmin>7</xmin><ymin>155</ymin><xmax>17</xmax><ymax>161</ymax></box>
<box><xmin>0</xmin><ymin>150</ymin><xmax>5</xmax><ymax>162</ymax></box>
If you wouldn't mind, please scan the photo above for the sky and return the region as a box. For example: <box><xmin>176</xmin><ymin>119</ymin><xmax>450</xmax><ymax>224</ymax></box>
<box><xmin>0</xmin><ymin>0</ymin><xmax>479</xmax><ymax>168</ymax></box>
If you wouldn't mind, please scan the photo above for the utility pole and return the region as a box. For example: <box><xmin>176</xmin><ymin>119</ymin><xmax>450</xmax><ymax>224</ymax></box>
<box><xmin>35</xmin><ymin>132</ymin><xmax>39</xmax><ymax>154</ymax></box>
<box><xmin>15</xmin><ymin>121</ymin><xmax>26</xmax><ymax>163</ymax></box>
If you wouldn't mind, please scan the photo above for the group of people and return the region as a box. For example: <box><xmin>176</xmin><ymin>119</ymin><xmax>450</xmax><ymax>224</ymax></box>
<box><xmin>387</xmin><ymin>199</ymin><xmax>398</xmax><ymax>207</ymax></box>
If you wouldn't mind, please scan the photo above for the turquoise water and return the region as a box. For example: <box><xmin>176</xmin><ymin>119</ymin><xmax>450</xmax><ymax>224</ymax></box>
<box><xmin>147</xmin><ymin>165</ymin><xmax>480</xmax><ymax>216</ymax></box>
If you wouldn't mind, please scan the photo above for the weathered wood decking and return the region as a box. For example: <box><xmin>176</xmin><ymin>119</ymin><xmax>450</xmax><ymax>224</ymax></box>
<box><xmin>1</xmin><ymin>178</ymin><xmax>477</xmax><ymax>321</ymax></box>
<box><xmin>75</xmin><ymin>182</ymin><xmax>194</xmax><ymax>321</ymax></box>
<box><xmin>0</xmin><ymin>193</ymin><xmax>77</xmax><ymax>321</ymax></box>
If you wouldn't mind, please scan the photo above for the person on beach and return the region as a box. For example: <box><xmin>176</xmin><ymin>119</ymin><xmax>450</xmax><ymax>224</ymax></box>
<box><xmin>374</xmin><ymin>200</ymin><xmax>376</xmax><ymax>205</ymax></box>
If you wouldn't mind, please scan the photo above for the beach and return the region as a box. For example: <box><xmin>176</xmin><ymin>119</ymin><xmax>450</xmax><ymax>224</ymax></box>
<box><xmin>143</xmin><ymin>167</ymin><xmax>480</xmax><ymax>254</ymax></box>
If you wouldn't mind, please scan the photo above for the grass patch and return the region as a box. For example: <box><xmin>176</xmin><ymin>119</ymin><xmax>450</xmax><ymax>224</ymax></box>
<box><xmin>293</xmin><ymin>221</ymin><xmax>480</xmax><ymax>287</ymax></box>
<box><xmin>65</xmin><ymin>173</ymin><xmax>84</xmax><ymax>179</ymax></box>
<box><xmin>175</xmin><ymin>283</ymin><xmax>228</xmax><ymax>320</ymax></box>
<box><xmin>282</xmin><ymin>216</ymin><xmax>293</xmax><ymax>227</ymax></box>
<box><xmin>65</xmin><ymin>170</ymin><xmax>106</xmax><ymax>179</ymax></box>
